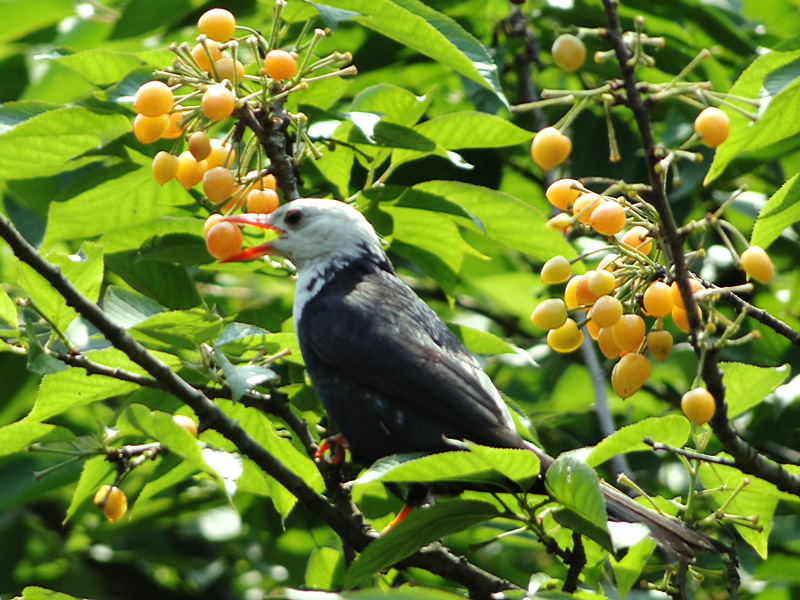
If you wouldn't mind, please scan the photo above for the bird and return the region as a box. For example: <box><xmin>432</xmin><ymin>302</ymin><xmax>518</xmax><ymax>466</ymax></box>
<box><xmin>221</xmin><ymin>198</ymin><xmax>716</xmax><ymax>559</ymax></box>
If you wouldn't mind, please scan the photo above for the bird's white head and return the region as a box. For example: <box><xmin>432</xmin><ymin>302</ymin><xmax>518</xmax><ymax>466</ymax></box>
<box><xmin>221</xmin><ymin>198</ymin><xmax>384</xmax><ymax>271</ymax></box>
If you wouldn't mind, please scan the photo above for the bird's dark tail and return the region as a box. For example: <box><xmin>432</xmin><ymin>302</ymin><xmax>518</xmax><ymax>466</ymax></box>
<box><xmin>529</xmin><ymin>445</ymin><xmax>716</xmax><ymax>560</ymax></box>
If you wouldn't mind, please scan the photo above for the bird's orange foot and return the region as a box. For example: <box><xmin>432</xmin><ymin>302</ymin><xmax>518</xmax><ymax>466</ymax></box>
<box><xmin>314</xmin><ymin>433</ymin><xmax>349</xmax><ymax>464</ymax></box>
<box><xmin>381</xmin><ymin>504</ymin><xmax>414</xmax><ymax>534</ymax></box>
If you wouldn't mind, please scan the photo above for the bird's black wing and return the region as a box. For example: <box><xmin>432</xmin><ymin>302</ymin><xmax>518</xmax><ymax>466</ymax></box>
<box><xmin>298</xmin><ymin>265</ymin><xmax>523</xmax><ymax>451</ymax></box>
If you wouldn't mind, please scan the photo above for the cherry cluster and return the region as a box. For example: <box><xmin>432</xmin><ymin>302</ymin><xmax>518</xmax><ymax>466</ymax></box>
<box><xmin>131</xmin><ymin>7</ymin><xmax>353</xmax><ymax>260</ymax></box>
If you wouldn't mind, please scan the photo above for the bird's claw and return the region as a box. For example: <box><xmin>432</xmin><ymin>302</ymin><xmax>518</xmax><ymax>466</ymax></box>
<box><xmin>314</xmin><ymin>433</ymin><xmax>349</xmax><ymax>464</ymax></box>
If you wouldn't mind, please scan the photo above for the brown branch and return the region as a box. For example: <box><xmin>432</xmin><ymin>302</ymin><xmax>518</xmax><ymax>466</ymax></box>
<box><xmin>644</xmin><ymin>438</ymin><xmax>737</xmax><ymax>466</ymax></box>
<box><xmin>600</xmin><ymin>0</ymin><xmax>800</xmax><ymax>499</ymax></box>
<box><xmin>716</xmin><ymin>288</ymin><xmax>800</xmax><ymax>345</ymax></box>
<box><xmin>0</xmin><ymin>214</ymin><xmax>514</xmax><ymax>596</ymax></box>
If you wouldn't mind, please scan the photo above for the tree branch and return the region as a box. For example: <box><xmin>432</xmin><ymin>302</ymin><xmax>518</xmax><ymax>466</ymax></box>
<box><xmin>600</xmin><ymin>0</ymin><xmax>800</xmax><ymax>499</ymax></box>
<box><xmin>0</xmin><ymin>214</ymin><xmax>515</xmax><ymax>596</ymax></box>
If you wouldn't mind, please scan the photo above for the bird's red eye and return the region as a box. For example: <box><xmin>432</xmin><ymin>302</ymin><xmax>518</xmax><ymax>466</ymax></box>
<box><xmin>285</xmin><ymin>209</ymin><xmax>303</xmax><ymax>227</ymax></box>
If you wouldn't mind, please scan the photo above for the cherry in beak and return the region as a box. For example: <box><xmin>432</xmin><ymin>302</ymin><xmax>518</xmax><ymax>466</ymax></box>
<box><xmin>218</xmin><ymin>213</ymin><xmax>283</xmax><ymax>263</ymax></box>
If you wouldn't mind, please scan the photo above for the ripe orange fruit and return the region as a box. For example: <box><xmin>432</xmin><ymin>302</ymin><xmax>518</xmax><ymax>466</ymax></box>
<box><xmin>694</xmin><ymin>107</ymin><xmax>729</xmax><ymax>148</ymax></box>
<box><xmin>564</xmin><ymin>275</ymin><xmax>581</xmax><ymax>309</ymax></box>
<box><xmin>162</xmin><ymin>109</ymin><xmax>186</xmax><ymax>139</ymax></box>
<box><xmin>204</xmin><ymin>214</ymin><xmax>224</xmax><ymax>236</ymax></box>
<box><xmin>590</xmin><ymin>201</ymin><xmax>626</xmax><ymax>236</ymax></box>
<box><xmin>597</xmin><ymin>327</ymin><xmax>622</xmax><ymax>359</ymax></box>
<box><xmin>206</xmin><ymin>139</ymin><xmax>236</xmax><ymax>169</ymax></box>
<box><xmin>545</xmin><ymin>178</ymin><xmax>582</xmax><ymax>211</ymax></box>
<box><xmin>202</xmin><ymin>85</ymin><xmax>235</xmax><ymax>121</ymax></box>
<box><xmin>152</xmin><ymin>151</ymin><xmax>179</xmax><ymax>186</ymax></box>
<box><xmin>264</xmin><ymin>49</ymin><xmax>298</xmax><ymax>80</ymax></box>
<box><xmin>246</xmin><ymin>188</ymin><xmax>280</xmax><ymax>214</ymax></box>
<box><xmin>552</xmin><ymin>34</ymin><xmax>586</xmax><ymax>72</ymax></box>
<box><xmin>206</xmin><ymin>221</ymin><xmax>243</xmax><ymax>259</ymax></box>
<box><xmin>621</xmin><ymin>226</ymin><xmax>653</xmax><ymax>255</ymax></box>
<box><xmin>611</xmin><ymin>353</ymin><xmax>651</xmax><ymax>399</ymax></box>
<box><xmin>612</xmin><ymin>314</ymin><xmax>646</xmax><ymax>353</ymax></box>
<box><xmin>134</xmin><ymin>81</ymin><xmax>173</xmax><ymax>117</ymax></box>
<box><xmin>173</xmin><ymin>414</ymin><xmax>198</xmax><ymax>437</ymax></box>
<box><xmin>133</xmin><ymin>113</ymin><xmax>169</xmax><ymax>144</ymax></box>
<box><xmin>531</xmin><ymin>127</ymin><xmax>572</xmax><ymax>170</ymax></box>
<box><xmin>671</xmin><ymin>305</ymin><xmax>701</xmax><ymax>334</ymax></box>
<box><xmin>575</xmin><ymin>274</ymin><xmax>600</xmax><ymax>306</ymax></box>
<box><xmin>175</xmin><ymin>151</ymin><xmax>208</xmax><ymax>189</ymax></box>
<box><xmin>591</xmin><ymin>295</ymin><xmax>623</xmax><ymax>328</ymax></box>
<box><xmin>669</xmin><ymin>279</ymin><xmax>702</xmax><ymax>310</ymax></box>
<box><xmin>188</xmin><ymin>131</ymin><xmax>212</xmax><ymax>161</ymax></box>
<box><xmin>546</xmin><ymin>213</ymin><xmax>572</xmax><ymax>232</ymax></box>
<box><xmin>198</xmin><ymin>8</ymin><xmax>236</xmax><ymax>42</ymax></box>
<box><xmin>586</xmin><ymin>269</ymin><xmax>615</xmax><ymax>296</ymax></box>
<box><xmin>531</xmin><ymin>298</ymin><xmax>568</xmax><ymax>330</ymax></box>
<box><xmin>94</xmin><ymin>485</ymin><xmax>128</xmax><ymax>521</ymax></box>
<box><xmin>740</xmin><ymin>245</ymin><xmax>774</xmax><ymax>284</ymax></box>
<box><xmin>681</xmin><ymin>388</ymin><xmax>715</xmax><ymax>425</ymax></box>
<box><xmin>646</xmin><ymin>330</ymin><xmax>673</xmax><ymax>361</ymax></box>
<box><xmin>642</xmin><ymin>281</ymin><xmax>673</xmax><ymax>317</ymax></box>
<box><xmin>215</xmin><ymin>57</ymin><xmax>245</xmax><ymax>83</ymax></box>
<box><xmin>572</xmin><ymin>193</ymin><xmax>603</xmax><ymax>225</ymax></box>
<box><xmin>541</xmin><ymin>255</ymin><xmax>572</xmax><ymax>284</ymax></box>
<box><xmin>192</xmin><ymin>41</ymin><xmax>222</xmax><ymax>72</ymax></box>
<box><xmin>547</xmin><ymin>318</ymin><xmax>584</xmax><ymax>353</ymax></box>
<box><xmin>203</xmin><ymin>167</ymin><xmax>236</xmax><ymax>204</ymax></box>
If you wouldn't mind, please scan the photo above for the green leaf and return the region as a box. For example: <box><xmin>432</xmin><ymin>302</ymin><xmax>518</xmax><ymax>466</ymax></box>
<box><xmin>64</xmin><ymin>455</ymin><xmax>113</xmax><ymax>523</ymax></box>
<box><xmin>129</xmin><ymin>309</ymin><xmax>223</xmax><ymax>352</ymax></box>
<box><xmin>313</xmin><ymin>0</ymin><xmax>507</xmax><ymax>107</ymax></box>
<box><xmin>110</xmin><ymin>0</ymin><xmax>191</xmax><ymax>39</ymax></box>
<box><xmin>545</xmin><ymin>450</ymin><xmax>608</xmax><ymax>534</ymax></box>
<box><xmin>44</xmin><ymin>168</ymin><xmax>191</xmax><ymax>246</ymax></box>
<box><xmin>211</xmin><ymin>346</ymin><xmax>276</xmax><ymax>403</ymax></box>
<box><xmin>0</xmin><ymin>285</ymin><xmax>18</xmax><ymax>332</ymax></box>
<box><xmin>0</xmin><ymin>0</ymin><xmax>74</xmax><ymax>44</ymax></box>
<box><xmin>286</xmin><ymin>586</ymin><xmax>470</xmax><ymax>600</ymax></box>
<box><xmin>447</xmin><ymin>324</ymin><xmax>516</xmax><ymax>355</ymax></box>
<box><xmin>0</xmin><ymin>420</ymin><xmax>55</xmax><ymax>458</ymax></box>
<box><xmin>349</xmin><ymin>447</ymin><xmax>538</xmax><ymax>490</ymax></box>
<box><xmin>720</xmin><ymin>361</ymin><xmax>790</xmax><ymax>418</ymax></box>
<box><xmin>27</xmin><ymin>347</ymin><xmax>181</xmax><ymax>422</ymax></box>
<box><xmin>135</xmin><ymin>233</ymin><xmax>213</xmax><ymax>266</ymax></box>
<box><xmin>343</xmin><ymin>499</ymin><xmax>500</xmax><ymax>589</ymax></box>
<box><xmin>751</xmin><ymin>172</ymin><xmax>800</xmax><ymax>248</ymax></box>
<box><xmin>610</xmin><ymin>535</ymin><xmax>658</xmax><ymax>600</ymax></box>
<box><xmin>18</xmin><ymin>242</ymin><xmax>104</xmax><ymax>333</ymax></box>
<box><xmin>24</xmin><ymin>320</ymin><xmax>67</xmax><ymax>375</ymax></box>
<box><xmin>0</xmin><ymin>106</ymin><xmax>130</xmax><ymax>179</ymax></box>
<box><xmin>306</xmin><ymin>547</ymin><xmax>345</xmax><ymax>591</ymax></box>
<box><xmin>102</xmin><ymin>285</ymin><xmax>165</xmax><ymax>329</ymax></box>
<box><xmin>53</xmin><ymin>50</ymin><xmax>146</xmax><ymax>86</ymax></box>
<box><xmin>17</xmin><ymin>587</ymin><xmax>86</xmax><ymax>600</ymax></box>
<box><xmin>587</xmin><ymin>415</ymin><xmax>691</xmax><ymax>467</ymax></box>
<box><xmin>706</xmin><ymin>39</ymin><xmax>800</xmax><ymax>183</ymax></box>
<box><xmin>350</xmin><ymin>84</ymin><xmax>431</xmax><ymax>127</ymax></box>
<box><xmin>347</xmin><ymin>113</ymin><xmax>436</xmax><ymax>151</ymax></box>
<box><xmin>698</xmin><ymin>461</ymin><xmax>783</xmax><ymax>558</ymax></box>
<box><xmin>132</xmin><ymin>457</ymin><xmax>198</xmax><ymax>516</ymax></box>
<box><xmin>411</xmin><ymin>181</ymin><xmax>576</xmax><ymax>260</ymax></box>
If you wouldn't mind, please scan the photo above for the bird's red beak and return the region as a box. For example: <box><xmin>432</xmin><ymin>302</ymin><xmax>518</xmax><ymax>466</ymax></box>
<box><xmin>218</xmin><ymin>213</ymin><xmax>283</xmax><ymax>263</ymax></box>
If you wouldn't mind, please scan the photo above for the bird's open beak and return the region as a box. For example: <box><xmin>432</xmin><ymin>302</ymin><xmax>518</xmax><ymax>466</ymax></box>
<box><xmin>218</xmin><ymin>213</ymin><xmax>284</xmax><ymax>263</ymax></box>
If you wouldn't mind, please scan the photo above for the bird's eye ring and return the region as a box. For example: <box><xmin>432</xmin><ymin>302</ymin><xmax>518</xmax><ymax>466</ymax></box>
<box><xmin>284</xmin><ymin>209</ymin><xmax>303</xmax><ymax>227</ymax></box>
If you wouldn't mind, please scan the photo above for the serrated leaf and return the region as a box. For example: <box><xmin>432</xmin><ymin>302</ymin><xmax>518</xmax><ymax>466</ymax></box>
<box><xmin>27</xmin><ymin>347</ymin><xmax>180</xmax><ymax>422</ymax></box>
<box><xmin>132</xmin><ymin>457</ymin><xmax>197</xmax><ymax>515</ymax></box>
<box><xmin>706</xmin><ymin>40</ymin><xmax>800</xmax><ymax>184</ymax></box>
<box><xmin>19</xmin><ymin>242</ymin><xmax>104</xmax><ymax>333</ymax></box>
<box><xmin>53</xmin><ymin>50</ymin><xmax>146</xmax><ymax>86</ymax></box>
<box><xmin>343</xmin><ymin>499</ymin><xmax>500</xmax><ymax>589</ymax></box>
<box><xmin>545</xmin><ymin>450</ymin><xmax>608</xmax><ymax>533</ymax></box>
<box><xmin>347</xmin><ymin>113</ymin><xmax>436</xmax><ymax>151</ymax></box>
<box><xmin>313</xmin><ymin>0</ymin><xmax>507</xmax><ymax>107</ymax></box>
<box><xmin>610</xmin><ymin>535</ymin><xmax>657</xmax><ymax>600</ymax></box>
<box><xmin>447</xmin><ymin>324</ymin><xmax>516</xmax><ymax>355</ymax></box>
<box><xmin>212</xmin><ymin>347</ymin><xmax>276</xmax><ymax>402</ymax></box>
<box><xmin>0</xmin><ymin>421</ymin><xmax>55</xmax><ymax>458</ymax></box>
<box><xmin>349</xmin><ymin>447</ymin><xmax>537</xmax><ymax>490</ymax></box>
<box><xmin>135</xmin><ymin>233</ymin><xmax>212</xmax><ymax>266</ymax></box>
<box><xmin>0</xmin><ymin>106</ymin><xmax>129</xmax><ymax>179</ymax></box>
<box><xmin>412</xmin><ymin>181</ymin><xmax>576</xmax><ymax>260</ymax></box>
<box><xmin>129</xmin><ymin>309</ymin><xmax>223</xmax><ymax>352</ymax></box>
<box><xmin>102</xmin><ymin>285</ymin><xmax>165</xmax><ymax>329</ymax></box>
<box><xmin>286</xmin><ymin>587</ymin><xmax>470</xmax><ymax>600</ymax></box>
<box><xmin>306</xmin><ymin>547</ymin><xmax>345</xmax><ymax>591</ymax></box>
<box><xmin>751</xmin><ymin>172</ymin><xmax>800</xmax><ymax>248</ymax></box>
<box><xmin>17</xmin><ymin>587</ymin><xmax>85</xmax><ymax>600</ymax></box>
<box><xmin>64</xmin><ymin>455</ymin><xmax>113</xmax><ymax>523</ymax></box>
<box><xmin>0</xmin><ymin>284</ymin><xmax>18</xmax><ymax>332</ymax></box>
<box><xmin>721</xmin><ymin>361</ymin><xmax>790</xmax><ymax>418</ymax></box>
<box><xmin>350</xmin><ymin>85</ymin><xmax>431</xmax><ymax>128</ymax></box>
<box><xmin>310</xmin><ymin>3</ymin><xmax>360</xmax><ymax>31</ymax></box>
<box><xmin>587</xmin><ymin>415</ymin><xmax>691</xmax><ymax>467</ymax></box>
<box><xmin>698</xmin><ymin>461</ymin><xmax>782</xmax><ymax>558</ymax></box>
<box><xmin>25</xmin><ymin>320</ymin><xmax>67</xmax><ymax>376</ymax></box>
<box><xmin>43</xmin><ymin>167</ymin><xmax>191</xmax><ymax>246</ymax></box>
